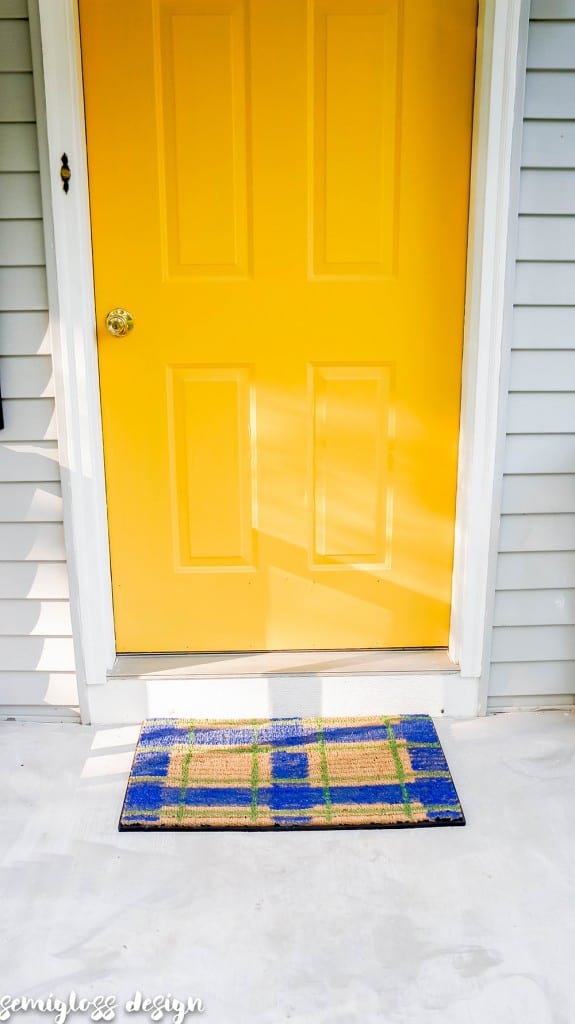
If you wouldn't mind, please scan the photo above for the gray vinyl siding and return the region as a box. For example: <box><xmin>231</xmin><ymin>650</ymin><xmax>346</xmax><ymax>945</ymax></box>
<box><xmin>0</xmin><ymin>1</ymin><xmax>78</xmax><ymax>719</ymax></box>
<box><xmin>489</xmin><ymin>0</ymin><xmax>575</xmax><ymax>706</ymax></box>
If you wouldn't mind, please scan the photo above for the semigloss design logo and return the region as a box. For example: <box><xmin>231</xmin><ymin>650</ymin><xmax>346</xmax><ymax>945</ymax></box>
<box><xmin>0</xmin><ymin>993</ymin><xmax>205</xmax><ymax>1024</ymax></box>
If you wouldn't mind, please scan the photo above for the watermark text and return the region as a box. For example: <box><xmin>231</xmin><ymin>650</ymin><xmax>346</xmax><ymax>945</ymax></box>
<box><xmin>0</xmin><ymin>992</ymin><xmax>205</xmax><ymax>1024</ymax></box>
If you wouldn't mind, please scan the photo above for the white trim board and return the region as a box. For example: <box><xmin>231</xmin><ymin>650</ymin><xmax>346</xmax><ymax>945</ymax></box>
<box><xmin>89</xmin><ymin>674</ymin><xmax>479</xmax><ymax>725</ymax></box>
<box><xmin>0</xmin><ymin>705</ymin><xmax>82</xmax><ymax>725</ymax></box>
<box><xmin>33</xmin><ymin>0</ymin><xmax>529</xmax><ymax>725</ymax></box>
<box><xmin>449</xmin><ymin>0</ymin><xmax>530</xmax><ymax>689</ymax></box>
<box><xmin>487</xmin><ymin>696</ymin><xmax>575</xmax><ymax>714</ymax></box>
<box><xmin>31</xmin><ymin>0</ymin><xmax>116</xmax><ymax>717</ymax></box>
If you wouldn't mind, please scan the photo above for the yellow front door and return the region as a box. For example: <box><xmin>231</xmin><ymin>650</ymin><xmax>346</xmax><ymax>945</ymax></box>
<box><xmin>80</xmin><ymin>0</ymin><xmax>477</xmax><ymax>653</ymax></box>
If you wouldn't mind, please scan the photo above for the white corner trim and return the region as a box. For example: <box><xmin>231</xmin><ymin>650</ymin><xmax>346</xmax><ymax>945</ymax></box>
<box><xmin>31</xmin><ymin>0</ymin><xmax>116</xmax><ymax>712</ymax></box>
<box><xmin>32</xmin><ymin>0</ymin><xmax>528</xmax><ymax>722</ymax></box>
<box><xmin>477</xmin><ymin>1</ymin><xmax>531</xmax><ymax>715</ymax></box>
<box><xmin>449</xmin><ymin>0</ymin><xmax>530</xmax><ymax>688</ymax></box>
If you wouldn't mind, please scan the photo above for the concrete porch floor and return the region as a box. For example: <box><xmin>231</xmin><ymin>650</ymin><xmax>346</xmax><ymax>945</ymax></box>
<box><xmin>1</xmin><ymin>711</ymin><xmax>574</xmax><ymax>1024</ymax></box>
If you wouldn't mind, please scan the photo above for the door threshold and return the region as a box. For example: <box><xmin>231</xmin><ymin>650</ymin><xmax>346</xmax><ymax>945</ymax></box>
<box><xmin>91</xmin><ymin>652</ymin><xmax>476</xmax><ymax>724</ymax></box>
<box><xmin>109</xmin><ymin>648</ymin><xmax>458</xmax><ymax>679</ymax></box>
<box><xmin>92</xmin><ymin>649</ymin><xmax>477</xmax><ymax>723</ymax></box>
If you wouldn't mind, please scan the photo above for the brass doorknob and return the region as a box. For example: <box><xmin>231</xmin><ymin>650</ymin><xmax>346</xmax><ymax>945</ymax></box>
<box><xmin>105</xmin><ymin>308</ymin><xmax>134</xmax><ymax>337</ymax></box>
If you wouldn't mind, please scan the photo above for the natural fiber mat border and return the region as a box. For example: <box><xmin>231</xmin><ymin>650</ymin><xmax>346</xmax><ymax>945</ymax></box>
<box><xmin>119</xmin><ymin>715</ymin><xmax>465</xmax><ymax>831</ymax></box>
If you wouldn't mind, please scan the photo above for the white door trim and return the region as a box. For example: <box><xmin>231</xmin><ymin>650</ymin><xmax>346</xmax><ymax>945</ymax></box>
<box><xmin>32</xmin><ymin>0</ymin><xmax>529</xmax><ymax>723</ymax></box>
<box><xmin>449</xmin><ymin>0</ymin><xmax>530</xmax><ymax>702</ymax></box>
<box><xmin>29</xmin><ymin>0</ymin><xmax>116</xmax><ymax>721</ymax></box>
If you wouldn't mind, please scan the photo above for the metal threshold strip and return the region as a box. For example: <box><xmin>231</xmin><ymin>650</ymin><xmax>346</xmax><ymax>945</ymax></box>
<box><xmin>109</xmin><ymin>649</ymin><xmax>458</xmax><ymax>680</ymax></box>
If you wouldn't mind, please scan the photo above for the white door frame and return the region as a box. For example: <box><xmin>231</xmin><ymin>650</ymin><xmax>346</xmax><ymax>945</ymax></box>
<box><xmin>30</xmin><ymin>0</ymin><xmax>530</xmax><ymax>723</ymax></box>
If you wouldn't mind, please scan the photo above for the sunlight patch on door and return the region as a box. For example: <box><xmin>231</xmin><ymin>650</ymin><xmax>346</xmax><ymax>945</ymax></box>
<box><xmin>309</xmin><ymin>363</ymin><xmax>395</xmax><ymax>570</ymax></box>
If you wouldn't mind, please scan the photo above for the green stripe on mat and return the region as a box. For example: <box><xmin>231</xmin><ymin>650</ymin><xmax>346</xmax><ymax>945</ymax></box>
<box><xmin>137</xmin><ymin>740</ymin><xmax>443</xmax><ymax>755</ymax></box>
<box><xmin>127</xmin><ymin>770</ymin><xmax>452</xmax><ymax>786</ymax></box>
<box><xmin>385</xmin><ymin>716</ymin><xmax>412</xmax><ymax>821</ymax></box>
<box><xmin>177</xmin><ymin>720</ymin><xmax>195</xmax><ymax>824</ymax></box>
<box><xmin>316</xmin><ymin>718</ymin><xmax>333</xmax><ymax>823</ymax></box>
<box><xmin>126</xmin><ymin>804</ymin><xmax>461</xmax><ymax>821</ymax></box>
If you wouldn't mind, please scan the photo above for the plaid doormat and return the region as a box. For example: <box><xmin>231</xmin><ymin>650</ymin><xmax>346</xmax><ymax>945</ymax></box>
<box><xmin>119</xmin><ymin>716</ymin><xmax>465</xmax><ymax>831</ymax></box>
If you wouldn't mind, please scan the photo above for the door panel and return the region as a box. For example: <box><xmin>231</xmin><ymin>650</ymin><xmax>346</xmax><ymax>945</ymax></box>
<box><xmin>159</xmin><ymin>1</ymin><xmax>251</xmax><ymax>277</ymax></box>
<box><xmin>312</xmin><ymin>0</ymin><xmax>400</xmax><ymax>275</ymax></box>
<box><xmin>79</xmin><ymin>0</ymin><xmax>478</xmax><ymax>652</ymax></box>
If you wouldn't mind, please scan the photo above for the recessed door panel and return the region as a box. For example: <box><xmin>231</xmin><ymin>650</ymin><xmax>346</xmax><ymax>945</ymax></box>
<box><xmin>312</xmin><ymin>0</ymin><xmax>400</xmax><ymax>275</ymax></box>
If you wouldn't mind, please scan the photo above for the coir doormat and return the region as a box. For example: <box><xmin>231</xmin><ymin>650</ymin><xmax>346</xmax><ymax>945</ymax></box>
<box><xmin>119</xmin><ymin>716</ymin><xmax>465</xmax><ymax>830</ymax></box>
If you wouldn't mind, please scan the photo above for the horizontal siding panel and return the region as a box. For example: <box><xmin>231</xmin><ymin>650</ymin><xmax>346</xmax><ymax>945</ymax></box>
<box><xmin>0</xmin><ymin>399</ymin><xmax>57</xmax><ymax>441</ymax></box>
<box><xmin>0</xmin><ymin>72</ymin><xmax>34</xmax><ymax>121</ymax></box>
<box><xmin>497</xmin><ymin>552</ymin><xmax>575</xmax><ymax>589</ymax></box>
<box><xmin>510</xmin><ymin>349</ymin><xmax>575</xmax><ymax>389</ymax></box>
<box><xmin>527</xmin><ymin>23</ymin><xmax>575</xmax><ymax>69</ymax></box>
<box><xmin>0</xmin><ymin>355</ymin><xmax>53</xmax><ymax>397</ymax></box>
<box><xmin>507</xmin><ymin>393</ymin><xmax>575</xmax><ymax>433</ymax></box>
<box><xmin>0</xmin><ymin>173</ymin><xmax>41</xmax><ymax>218</ymax></box>
<box><xmin>0</xmin><ymin>267</ymin><xmax>47</xmax><ymax>310</ymax></box>
<box><xmin>523</xmin><ymin>122</ymin><xmax>575</xmax><ymax>169</ymax></box>
<box><xmin>494</xmin><ymin>589</ymin><xmax>575</xmax><ymax>627</ymax></box>
<box><xmin>517</xmin><ymin>217</ymin><xmax>575</xmax><ymax>261</ymax></box>
<box><xmin>499</xmin><ymin>513</ymin><xmax>575</xmax><ymax>551</ymax></box>
<box><xmin>0</xmin><ymin>19</ymin><xmax>31</xmax><ymax>69</ymax></box>
<box><xmin>530</xmin><ymin>0</ymin><xmax>575</xmax><ymax>16</ymax></box>
<box><xmin>0</xmin><ymin>1</ymin><xmax>28</xmax><ymax>15</ymax></box>
<box><xmin>0</xmin><ymin>443</ymin><xmax>60</xmax><ymax>481</ymax></box>
<box><xmin>0</xmin><ymin>522</ymin><xmax>66</xmax><ymax>561</ymax></box>
<box><xmin>0</xmin><ymin>600</ymin><xmax>72</xmax><ymax>636</ymax></box>
<box><xmin>492</xmin><ymin>625</ymin><xmax>575</xmax><ymax>662</ymax></box>
<box><xmin>0</xmin><ymin>123</ymin><xmax>38</xmax><ymax>171</ymax></box>
<box><xmin>0</xmin><ymin>673</ymin><xmax>78</xmax><ymax>707</ymax></box>
<box><xmin>0</xmin><ymin>220</ymin><xmax>44</xmax><ymax>265</ymax></box>
<box><xmin>525</xmin><ymin>72</ymin><xmax>575</xmax><ymax>119</ymax></box>
<box><xmin>0</xmin><ymin>561</ymin><xmax>69</xmax><ymax>599</ymax></box>
<box><xmin>515</xmin><ymin>261</ymin><xmax>575</xmax><ymax>304</ymax></box>
<box><xmin>505</xmin><ymin>435</ymin><xmax>575</xmax><ymax>473</ymax></box>
<box><xmin>489</xmin><ymin>661</ymin><xmax>575</xmax><ymax>697</ymax></box>
<box><xmin>0</xmin><ymin>482</ymin><xmax>63</xmax><ymax>522</ymax></box>
<box><xmin>513</xmin><ymin>306</ymin><xmax>575</xmax><ymax>348</ymax></box>
<box><xmin>502</xmin><ymin>474</ymin><xmax>575</xmax><ymax>513</ymax></box>
<box><xmin>520</xmin><ymin>170</ymin><xmax>575</xmax><ymax>214</ymax></box>
<box><xmin>0</xmin><ymin>636</ymin><xmax>75</xmax><ymax>672</ymax></box>
<box><xmin>0</xmin><ymin>311</ymin><xmax>50</xmax><ymax>355</ymax></box>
